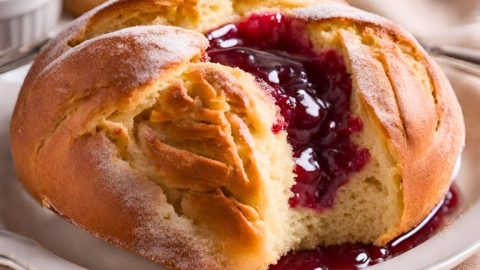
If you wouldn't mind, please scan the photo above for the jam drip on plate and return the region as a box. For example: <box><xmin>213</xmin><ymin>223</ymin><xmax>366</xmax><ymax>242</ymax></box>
<box><xmin>269</xmin><ymin>185</ymin><xmax>460</xmax><ymax>270</ymax></box>
<box><xmin>206</xmin><ymin>13</ymin><xmax>370</xmax><ymax>210</ymax></box>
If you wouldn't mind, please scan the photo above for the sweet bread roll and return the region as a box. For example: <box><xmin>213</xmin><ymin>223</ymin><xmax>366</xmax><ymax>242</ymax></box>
<box><xmin>10</xmin><ymin>1</ymin><xmax>464</xmax><ymax>270</ymax></box>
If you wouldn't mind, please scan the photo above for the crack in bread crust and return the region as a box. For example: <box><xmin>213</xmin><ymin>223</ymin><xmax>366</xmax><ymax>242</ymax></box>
<box><xmin>127</xmin><ymin>63</ymin><xmax>277</xmax><ymax>269</ymax></box>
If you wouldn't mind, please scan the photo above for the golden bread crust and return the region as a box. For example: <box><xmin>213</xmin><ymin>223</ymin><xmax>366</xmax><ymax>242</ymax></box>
<box><xmin>11</xmin><ymin>24</ymin><xmax>208</xmax><ymax>199</ymax></box>
<box><xmin>11</xmin><ymin>26</ymin><xmax>225</xmax><ymax>269</ymax></box>
<box><xmin>12</xmin><ymin>17</ymin><xmax>278</xmax><ymax>269</ymax></box>
<box><xmin>10</xmin><ymin>1</ymin><xmax>464</xmax><ymax>270</ymax></box>
<box><xmin>42</xmin><ymin>132</ymin><xmax>220</xmax><ymax>269</ymax></box>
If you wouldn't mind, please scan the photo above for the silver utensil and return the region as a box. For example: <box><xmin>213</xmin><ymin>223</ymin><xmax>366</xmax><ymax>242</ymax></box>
<box><xmin>0</xmin><ymin>39</ymin><xmax>50</xmax><ymax>74</ymax></box>
<box><xmin>420</xmin><ymin>41</ymin><xmax>480</xmax><ymax>77</ymax></box>
<box><xmin>0</xmin><ymin>228</ymin><xmax>85</xmax><ymax>270</ymax></box>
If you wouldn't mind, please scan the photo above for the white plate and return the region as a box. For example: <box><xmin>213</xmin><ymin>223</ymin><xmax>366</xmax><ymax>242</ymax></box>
<box><xmin>0</xmin><ymin>64</ymin><xmax>479</xmax><ymax>270</ymax></box>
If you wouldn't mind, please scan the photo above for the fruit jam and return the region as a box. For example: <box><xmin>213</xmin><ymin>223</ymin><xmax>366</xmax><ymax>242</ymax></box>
<box><xmin>206</xmin><ymin>13</ymin><xmax>370</xmax><ymax>210</ymax></box>
<box><xmin>205</xmin><ymin>13</ymin><xmax>461</xmax><ymax>269</ymax></box>
<box><xmin>269</xmin><ymin>185</ymin><xmax>460</xmax><ymax>270</ymax></box>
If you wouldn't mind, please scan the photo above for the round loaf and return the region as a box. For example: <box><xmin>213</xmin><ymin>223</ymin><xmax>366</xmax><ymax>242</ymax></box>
<box><xmin>10</xmin><ymin>1</ymin><xmax>464</xmax><ymax>270</ymax></box>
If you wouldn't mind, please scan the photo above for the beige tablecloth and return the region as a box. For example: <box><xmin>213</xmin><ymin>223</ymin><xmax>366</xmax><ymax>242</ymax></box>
<box><xmin>456</xmin><ymin>254</ymin><xmax>480</xmax><ymax>270</ymax></box>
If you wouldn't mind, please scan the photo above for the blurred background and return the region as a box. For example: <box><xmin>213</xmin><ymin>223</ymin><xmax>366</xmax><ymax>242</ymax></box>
<box><xmin>61</xmin><ymin>0</ymin><xmax>480</xmax><ymax>49</ymax></box>
<box><xmin>1</xmin><ymin>0</ymin><xmax>479</xmax><ymax>59</ymax></box>
<box><xmin>56</xmin><ymin>0</ymin><xmax>480</xmax><ymax>76</ymax></box>
<box><xmin>350</xmin><ymin>0</ymin><xmax>480</xmax><ymax>49</ymax></box>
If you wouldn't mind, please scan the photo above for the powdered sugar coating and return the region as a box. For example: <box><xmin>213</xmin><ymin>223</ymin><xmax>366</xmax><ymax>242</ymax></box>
<box><xmin>293</xmin><ymin>3</ymin><xmax>388</xmax><ymax>26</ymax></box>
<box><xmin>291</xmin><ymin>3</ymin><xmax>424</xmax><ymax>55</ymax></box>
<box><xmin>90</xmin><ymin>134</ymin><xmax>214</xmax><ymax>269</ymax></box>
<box><xmin>40</xmin><ymin>25</ymin><xmax>208</xmax><ymax>90</ymax></box>
<box><xmin>12</xmin><ymin>18</ymin><xmax>217</xmax><ymax>269</ymax></box>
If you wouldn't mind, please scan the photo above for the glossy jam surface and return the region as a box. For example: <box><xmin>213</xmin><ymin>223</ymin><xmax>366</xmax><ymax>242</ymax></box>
<box><xmin>206</xmin><ymin>13</ymin><xmax>370</xmax><ymax>210</ymax></box>
<box><xmin>205</xmin><ymin>13</ymin><xmax>461</xmax><ymax>270</ymax></box>
<box><xmin>270</xmin><ymin>185</ymin><xmax>460</xmax><ymax>270</ymax></box>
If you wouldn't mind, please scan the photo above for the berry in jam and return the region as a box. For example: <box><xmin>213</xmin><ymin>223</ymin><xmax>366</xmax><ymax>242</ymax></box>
<box><xmin>205</xmin><ymin>13</ymin><xmax>370</xmax><ymax>210</ymax></box>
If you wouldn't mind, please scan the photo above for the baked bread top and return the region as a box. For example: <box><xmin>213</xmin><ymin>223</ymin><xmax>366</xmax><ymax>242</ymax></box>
<box><xmin>10</xmin><ymin>1</ymin><xmax>464</xmax><ymax>270</ymax></box>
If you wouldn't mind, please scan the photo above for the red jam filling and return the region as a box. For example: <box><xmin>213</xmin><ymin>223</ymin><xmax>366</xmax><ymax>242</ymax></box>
<box><xmin>269</xmin><ymin>185</ymin><xmax>460</xmax><ymax>270</ymax></box>
<box><xmin>205</xmin><ymin>13</ymin><xmax>461</xmax><ymax>270</ymax></box>
<box><xmin>206</xmin><ymin>13</ymin><xmax>370</xmax><ymax>210</ymax></box>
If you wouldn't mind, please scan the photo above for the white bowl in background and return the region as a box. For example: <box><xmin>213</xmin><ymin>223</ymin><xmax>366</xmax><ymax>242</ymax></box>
<box><xmin>0</xmin><ymin>0</ymin><xmax>62</xmax><ymax>52</ymax></box>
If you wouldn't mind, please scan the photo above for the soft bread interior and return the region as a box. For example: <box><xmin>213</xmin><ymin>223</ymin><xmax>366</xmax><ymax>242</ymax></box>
<box><xmin>282</xmin><ymin>23</ymin><xmax>404</xmax><ymax>249</ymax></box>
<box><xmin>97</xmin><ymin>60</ymin><xmax>296</xmax><ymax>269</ymax></box>
<box><xmin>63</xmin><ymin>0</ymin><xmax>439</xmax><ymax>268</ymax></box>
